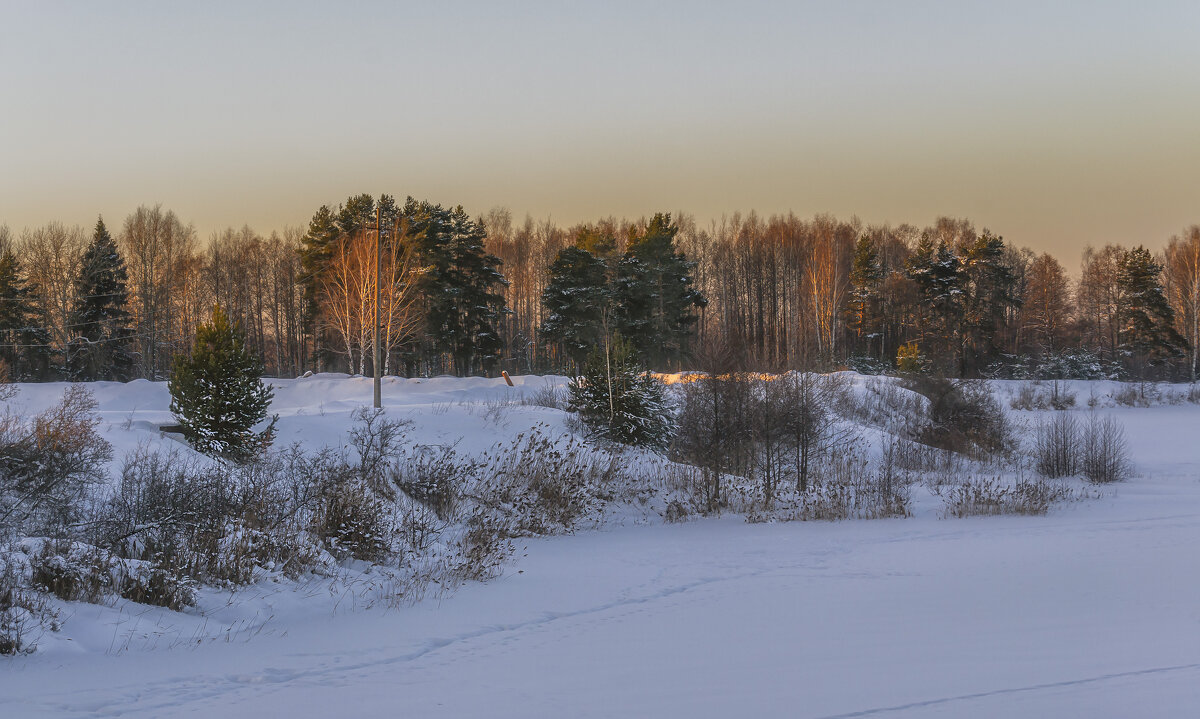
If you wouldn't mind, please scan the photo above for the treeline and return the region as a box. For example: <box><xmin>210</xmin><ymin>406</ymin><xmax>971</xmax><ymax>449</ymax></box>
<box><xmin>2</xmin><ymin>199</ymin><xmax>1199</xmax><ymax>381</ymax></box>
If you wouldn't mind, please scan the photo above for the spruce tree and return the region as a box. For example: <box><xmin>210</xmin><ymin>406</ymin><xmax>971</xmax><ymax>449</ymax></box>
<box><xmin>446</xmin><ymin>205</ymin><xmax>507</xmax><ymax>374</ymax></box>
<box><xmin>906</xmin><ymin>236</ymin><xmax>964</xmax><ymax>372</ymax></box>
<box><xmin>1117</xmin><ymin>246</ymin><xmax>1186</xmax><ymax>362</ymax></box>
<box><xmin>402</xmin><ymin>198</ymin><xmax>507</xmax><ymax>375</ymax></box>
<box><xmin>846</xmin><ymin>234</ymin><xmax>885</xmax><ymax>357</ymax></box>
<box><xmin>0</xmin><ymin>249</ymin><xmax>51</xmax><ymax>379</ymax></box>
<box><xmin>169</xmin><ymin>305</ymin><xmax>276</xmax><ymax>462</ymax></box>
<box><xmin>614</xmin><ymin>213</ymin><xmax>706</xmax><ymax>369</ymax></box>
<box><xmin>567</xmin><ymin>333</ymin><xmax>673</xmax><ymax>449</ymax></box>
<box><xmin>960</xmin><ymin>231</ymin><xmax>1020</xmax><ymax>372</ymax></box>
<box><xmin>0</xmin><ymin>249</ymin><xmax>26</xmax><ymax>377</ymax></box>
<box><xmin>540</xmin><ymin>245</ymin><xmax>612</xmax><ymax>371</ymax></box>
<box><xmin>67</xmin><ymin>217</ymin><xmax>134</xmax><ymax>380</ymax></box>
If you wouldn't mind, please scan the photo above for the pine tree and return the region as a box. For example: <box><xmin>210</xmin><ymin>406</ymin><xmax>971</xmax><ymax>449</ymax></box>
<box><xmin>846</xmin><ymin>234</ymin><xmax>885</xmax><ymax>357</ymax></box>
<box><xmin>567</xmin><ymin>333</ymin><xmax>673</xmax><ymax>449</ymax></box>
<box><xmin>614</xmin><ymin>213</ymin><xmax>706</xmax><ymax>369</ymax></box>
<box><xmin>0</xmin><ymin>249</ymin><xmax>51</xmax><ymax>380</ymax></box>
<box><xmin>960</xmin><ymin>231</ymin><xmax>1020</xmax><ymax>372</ymax></box>
<box><xmin>402</xmin><ymin>199</ymin><xmax>507</xmax><ymax>376</ymax></box>
<box><xmin>540</xmin><ymin>246</ymin><xmax>612</xmax><ymax>371</ymax></box>
<box><xmin>0</xmin><ymin>249</ymin><xmax>26</xmax><ymax>377</ymax></box>
<box><xmin>66</xmin><ymin>217</ymin><xmax>134</xmax><ymax>380</ymax></box>
<box><xmin>169</xmin><ymin>305</ymin><xmax>276</xmax><ymax>462</ymax></box>
<box><xmin>1117</xmin><ymin>246</ymin><xmax>1186</xmax><ymax>363</ymax></box>
<box><xmin>906</xmin><ymin>235</ymin><xmax>963</xmax><ymax>371</ymax></box>
<box><xmin>445</xmin><ymin>205</ymin><xmax>507</xmax><ymax>374</ymax></box>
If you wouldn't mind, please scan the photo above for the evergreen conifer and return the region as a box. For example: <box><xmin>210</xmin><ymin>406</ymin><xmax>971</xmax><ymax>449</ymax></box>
<box><xmin>67</xmin><ymin>217</ymin><xmax>134</xmax><ymax>380</ymax></box>
<box><xmin>847</xmin><ymin>234</ymin><xmax>885</xmax><ymax>356</ymax></box>
<box><xmin>169</xmin><ymin>305</ymin><xmax>276</xmax><ymax>462</ymax></box>
<box><xmin>0</xmin><ymin>249</ymin><xmax>51</xmax><ymax>379</ymax></box>
<box><xmin>403</xmin><ymin>199</ymin><xmax>507</xmax><ymax>375</ymax></box>
<box><xmin>540</xmin><ymin>246</ymin><xmax>612</xmax><ymax>371</ymax></box>
<box><xmin>567</xmin><ymin>334</ymin><xmax>672</xmax><ymax>449</ymax></box>
<box><xmin>614</xmin><ymin>213</ymin><xmax>705</xmax><ymax>369</ymax></box>
<box><xmin>1117</xmin><ymin>246</ymin><xmax>1186</xmax><ymax>362</ymax></box>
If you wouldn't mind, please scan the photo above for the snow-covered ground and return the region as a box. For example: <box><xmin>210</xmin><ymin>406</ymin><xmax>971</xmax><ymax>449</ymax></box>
<box><xmin>2</xmin><ymin>374</ymin><xmax>1199</xmax><ymax>717</ymax></box>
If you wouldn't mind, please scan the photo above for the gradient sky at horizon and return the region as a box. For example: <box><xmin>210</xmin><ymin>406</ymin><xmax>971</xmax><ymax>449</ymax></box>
<box><xmin>2</xmin><ymin>1</ymin><xmax>1199</xmax><ymax>260</ymax></box>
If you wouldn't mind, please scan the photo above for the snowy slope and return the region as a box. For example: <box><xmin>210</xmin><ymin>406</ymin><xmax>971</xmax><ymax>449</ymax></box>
<box><xmin>2</xmin><ymin>375</ymin><xmax>1199</xmax><ymax>717</ymax></box>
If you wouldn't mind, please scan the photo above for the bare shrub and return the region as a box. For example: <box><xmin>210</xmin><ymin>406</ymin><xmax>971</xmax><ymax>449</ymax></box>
<box><xmin>453</xmin><ymin>524</ymin><xmax>512</xmax><ymax>582</ymax></box>
<box><xmin>847</xmin><ymin>377</ymin><xmax>924</xmax><ymax>430</ymax></box>
<box><xmin>473</xmin><ymin>430</ymin><xmax>610</xmax><ymax>535</ymax></box>
<box><xmin>1048</xmin><ymin>381</ymin><xmax>1077</xmax><ymax>410</ymax></box>
<box><xmin>523</xmin><ymin>384</ymin><xmax>566</xmax><ymax>410</ymax></box>
<box><xmin>1111</xmin><ymin>382</ymin><xmax>1159</xmax><ymax>408</ymax></box>
<box><xmin>1010</xmin><ymin>380</ymin><xmax>1076</xmax><ymax>411</ymax></box>
<box><xmin>392</xmin><ymin>444</ymin><xmax>472</xmax><ymax>520</ymax></box>
<box><xmin>94</xmin><ymin>446</ymin><xmax>210</xmax><ymax>556</ymax></box>
<box><xmin>1187</xmin><ymin>383</ymin><xmax>1200</xmax><ymax>404</ymax></box>
<box><xmin>663</xmin><ymin>499</ymin><xmax>690</xmax><ymax>523</ymax></box>
<box><xmin>118</xmin><ymin>560</ymin><xmax>195</xmax><ymax>610</ymax></box>
<box><xmin>349</xmin><ymin>407</ymin><xmax>410</xmax><ymax>493</ymax></box>
<box><xmin>1009</xmin><ymin>381</ymin><xmax>1046</xmax><ymax>411</ymax></box>
<box><xmin>753</xmin><ymin>376</ymin><xmax>791</xmax><ymax>503</ymax></box>
<box><xmin>95</xmin><ymin>445</ymin><xmax>331</xmax><ymax>588</ymax></box>
<box><xmin>1</xmin><ymin>548</ymin><xmax>59</xmax><ymax>655</ymax></box>
<box><xmin>749</xmin><ymin>449</ymin><xmax>911</xmax><ymax>522</ymax></box>
<box><xmin>904</xmin><ymin>377</ymin><xmax>1013</xmax><ymax>459</ymax></box>
<box><xmin>0</xmin><ymin>385</ymin><xmax>112</xmax><ymax>535</ymax></box>
<box><xmin>29</xmin><ymin>542</ymin><xmax>114</xmax><ymax>604</ymax></box>
<box><xmin>1081</xmin><ymin>413</ymin><xmax>1131</xmax><ymax>483</ymax></box>
<box><xmin>312</xmin><ymin>477</ymin><xmax>390</xmax><ymax>562</ymax></box>
<box><xmin>0</xmin><ymin>592</ymin><xmax>55</xmax><ymax>656</ymax></box>
<box><xmin>671</xmin><ymin>361</ymin><xmax>756</xmax><ymax>512</ymax></box>
<box><xmin>776</xmin><ymin>372</ymin><xmax>856</xmax><ymax>493</ymax></box>
<box><xmin>939</xmin><ymin>477</ymin><xmax>1073</xmax><ymax>518</ymax></box>
<box><xmin>1034</xmin><ymin>412</ymin><xmax>1080</xmax><ymax>478</ymax></box>
<box><xmin>656</xmin><ymin>463</ymin><xmax>717</xmax><ymax>519</ymax></box>
<box><xmin>451</xmin><ymin>429</ymin><xmax>624</xmax><ymax>579</ymax></box>
<box><xmin>396</xmin><ymin>498</ymin><xmax>450</xmax><ymax>555</ymax></box>
<box><xmin>673</xmin><ymin>370</ymin><xmax>856</xmax><ymax>510</ymax></box>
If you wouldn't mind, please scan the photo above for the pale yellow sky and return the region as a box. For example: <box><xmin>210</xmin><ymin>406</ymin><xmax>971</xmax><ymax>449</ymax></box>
<box><xmin>2</xmin><ymin>1</ymin><xmax>1198</xmax><ymax>260</ymax></box>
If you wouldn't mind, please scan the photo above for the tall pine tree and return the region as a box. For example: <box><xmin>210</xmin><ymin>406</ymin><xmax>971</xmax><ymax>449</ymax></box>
<box><xmin>401</xmin><ymin>198</ymin><xmax>507</xmax><ymax>376</ymax></box>
<box><xmin>540</xmin><ymin>238</ymin><xmax>616</xmax><ymax>372</ymax></box>
<box><xmin>960</xmin><ymin>231</ymin><xmax>1020</xmax><ymax>373</ymax></box>
<box><xmin>846</xmin><ymin>234</ymin><xmax>885</xmax><ymax>358</ymax></box>
<box><xmin>67</xmin><ymin>217</ymin><xmax>134</xmax><ymax>380</ymax></box>
<box><xmin>906</xmin><ymin>235</ymin><xmax>963</xmax><ymax>372</ymax></box>
<box><xmin>614</xmin><ymin>213</ymin><xmax>706</xmax><ymax>370</ymax></box>
<box><xmin>0</xmin><ymin>249</ymin><xmax>51</xmax><ymax>380</ymax></box>
<box><xmin>1117</xmin><ymin>246</ymin><xmax>1186</xmax><ymax>363</ymax></box>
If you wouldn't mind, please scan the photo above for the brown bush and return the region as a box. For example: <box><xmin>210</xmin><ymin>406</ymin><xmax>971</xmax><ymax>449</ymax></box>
<box><xmin>939</xmin><ymin>477</ymin><xmax>1073</xmax><ymax>518</ymax></box>
<box><xmin>0</xmin><ymin>386</ymin><xmax>112</xmax><ymax>535</ymax></box>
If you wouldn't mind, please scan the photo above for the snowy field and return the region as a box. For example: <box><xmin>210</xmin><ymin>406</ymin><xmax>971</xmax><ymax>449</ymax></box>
<box><xmin>2</xmin><ymin>374</ymin><xmax>1199</xmax><ymax>717</ymax></box>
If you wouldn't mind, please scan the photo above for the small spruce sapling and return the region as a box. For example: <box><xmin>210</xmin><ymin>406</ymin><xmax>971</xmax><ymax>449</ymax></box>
<box><xmin>567</xmin><ymin>334</ymin><xmax>672</xmax><ymax>449</ymax></box>
<box><xmin>169</xmin><ymin>305</ymin><xmax>277</xmax><ymax>462</ymax></box>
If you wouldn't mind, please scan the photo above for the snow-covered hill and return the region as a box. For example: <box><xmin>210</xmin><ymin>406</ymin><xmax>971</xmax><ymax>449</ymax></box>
<box><xmin>2</xmin><ymin>374</ymin><xmax>1199</xmax><ymax>717</ymax></box>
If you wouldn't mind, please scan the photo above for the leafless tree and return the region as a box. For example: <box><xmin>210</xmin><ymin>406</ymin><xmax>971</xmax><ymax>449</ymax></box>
<box><xmin>119</xmin><ymin>205</ymin><xmax>198</xmax><ymax>378</ymax></box>
<box><xmin>1164</xmin><ymin>226</ymin><xmax>1200</xmax><ymax>380</ymax></box>
<box><xmin>19</xmin><ymin>223</ymin><xmax>87</xmax><ymax>349</ymax></box>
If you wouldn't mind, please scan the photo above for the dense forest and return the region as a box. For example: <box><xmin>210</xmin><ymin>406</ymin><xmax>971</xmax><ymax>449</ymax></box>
<box><xmin>1</xmin><ymin>195</ymin><xmax>1198</xmax><ymax>382</ymax></box>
